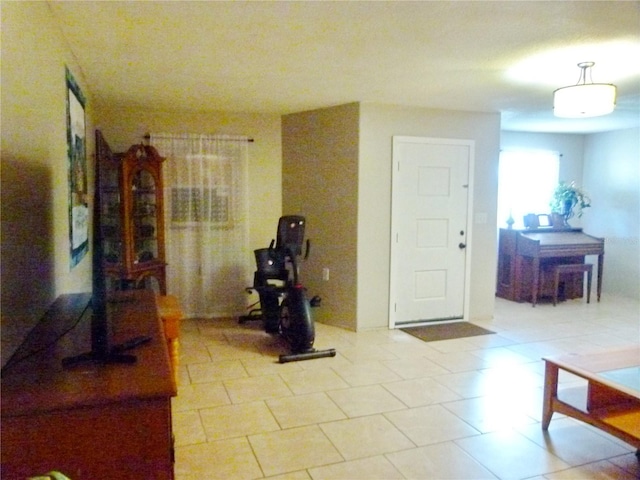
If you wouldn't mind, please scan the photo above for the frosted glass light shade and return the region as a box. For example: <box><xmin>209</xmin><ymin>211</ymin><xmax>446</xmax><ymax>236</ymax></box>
<box><xmin>553</xmin><ymin>83</ymin><xmax>617</xmax><ymax>118</ymax></box>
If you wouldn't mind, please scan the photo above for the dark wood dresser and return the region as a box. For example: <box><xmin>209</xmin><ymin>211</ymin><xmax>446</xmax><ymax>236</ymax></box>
<box><xmin>496</xmin><ymin>228</ymin><xmax>604</xmax><ymax>306</ymax></box>
<box><xmin>1</xmin><ymin>290</ymin><xmax>176</xmax><ymax>479</ymax></box>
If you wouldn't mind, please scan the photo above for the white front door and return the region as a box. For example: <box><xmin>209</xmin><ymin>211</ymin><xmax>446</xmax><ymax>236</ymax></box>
<box><xmin>389</xmin><ymin>136</ymin><xmax>474</xmax><ymax>327</ymax></box>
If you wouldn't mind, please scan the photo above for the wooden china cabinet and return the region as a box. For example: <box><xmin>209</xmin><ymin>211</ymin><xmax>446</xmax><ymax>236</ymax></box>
<box><xmin>96</xmin><ymin>131</ymin><xmax>167</xmax><ymax>294</ymax></box>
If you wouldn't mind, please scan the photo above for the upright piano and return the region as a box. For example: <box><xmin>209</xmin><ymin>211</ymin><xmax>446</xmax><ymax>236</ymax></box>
<box><xmin>496</xmin><ymin>228</ymin><xmax>604</xmax><ymax>306</ymax></box>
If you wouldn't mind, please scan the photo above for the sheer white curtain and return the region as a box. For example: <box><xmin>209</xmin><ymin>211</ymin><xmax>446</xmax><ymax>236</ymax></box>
<box><xmin>497</xmin><ymin>149</ymin><xmax>560</xmax><ymax>230</ymax></box>
<box><xmin>151</xmin><ymin>133</ymin><xmax>250</xmax><ymax>318</ymax></box>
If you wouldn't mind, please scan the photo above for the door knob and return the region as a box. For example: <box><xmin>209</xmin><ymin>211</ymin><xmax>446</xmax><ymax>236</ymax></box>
<box><xmin>458</xmin><ymin>242</ymin><xmax>467</xmax><ymax>249</ymax></box>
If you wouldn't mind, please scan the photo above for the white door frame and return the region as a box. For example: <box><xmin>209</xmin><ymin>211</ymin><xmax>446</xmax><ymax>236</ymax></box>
<box><xmin>389</xmin><ymin>136</ymin><xmax>475</xmax><ymax>329</ymax></box>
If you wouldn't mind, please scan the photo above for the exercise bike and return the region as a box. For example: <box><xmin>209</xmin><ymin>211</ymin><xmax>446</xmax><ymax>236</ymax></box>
<box><xmin>239</xmin><ymin>216</ymin><xmax>336</xmax><ymax>363</ymax></box>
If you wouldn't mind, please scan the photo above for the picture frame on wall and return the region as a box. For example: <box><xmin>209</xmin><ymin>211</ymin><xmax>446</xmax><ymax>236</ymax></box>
<box><xmin>67</xmin><ymin>67</ymin><xmax>88</xmax><ymax>269</ymax></box>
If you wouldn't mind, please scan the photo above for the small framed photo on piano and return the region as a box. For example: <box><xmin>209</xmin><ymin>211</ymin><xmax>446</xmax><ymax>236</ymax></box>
<box><xmin>537</xmin><ymin>214</ymin><xmax>551</xmax><ymax>227</ymax></box>
<box><xmin>523</xmin><ymin>213</ymin><xmax>552</xmax><ymax>229</ymax></box>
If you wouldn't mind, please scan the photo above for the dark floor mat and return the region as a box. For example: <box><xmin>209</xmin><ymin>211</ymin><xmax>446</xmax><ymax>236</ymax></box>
<box><xmin>401</xmin><ymin>322</ymin><xmax>495</xmax><ymax>342</ymax></box>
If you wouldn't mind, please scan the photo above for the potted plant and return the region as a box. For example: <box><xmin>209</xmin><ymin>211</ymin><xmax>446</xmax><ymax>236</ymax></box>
<box><xmin>550</xmin><ymin>181</ymin><xmax>591</xmax><ymax>226</ymax></box>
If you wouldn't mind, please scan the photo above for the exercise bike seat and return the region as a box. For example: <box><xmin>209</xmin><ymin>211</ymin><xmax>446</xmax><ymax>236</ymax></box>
<box><xmin>253</xmin><ymin>248</ymin><xmax>288</xmax><ymax>286</ymax></box>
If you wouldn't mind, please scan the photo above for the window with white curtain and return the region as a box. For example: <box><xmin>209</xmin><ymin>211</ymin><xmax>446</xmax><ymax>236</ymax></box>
<box><xmin>150</xmin><ymin>133</ymin><xmax>249</xmax><ymax>318</ymax></box>
<box><xmin>170</xmin><ymin>155</ymin><xmax>232</xmax><ymax>226</ymax></box>
<box><xmin>171</xmin><ymin>187</ymin><xmax>229</xmax><ymax>224</ymax></box>
<box><xmin>497</xmin><ymin>149</ymin><xmax>560</xmax><ymax>230</ymax></box>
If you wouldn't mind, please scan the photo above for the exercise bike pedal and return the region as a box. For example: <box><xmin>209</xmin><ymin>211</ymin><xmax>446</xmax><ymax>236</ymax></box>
<box><xmin>279</xmin><ymin>348</ymin><xmax>336</xmax><ymax>364</ymax></box>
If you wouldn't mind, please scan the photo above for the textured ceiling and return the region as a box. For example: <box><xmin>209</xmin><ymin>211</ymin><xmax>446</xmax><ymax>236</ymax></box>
<box><xmin>48</xmin><ymin>1</ymin><xmax>640</xmax><ymax>133</ymax></box>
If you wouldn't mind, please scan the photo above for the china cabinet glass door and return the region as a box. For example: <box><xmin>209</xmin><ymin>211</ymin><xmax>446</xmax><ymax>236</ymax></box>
<box><xmin>131</xmin><ymin>168</ymin><xmax>159</xmax><ymax>265</ymax></box>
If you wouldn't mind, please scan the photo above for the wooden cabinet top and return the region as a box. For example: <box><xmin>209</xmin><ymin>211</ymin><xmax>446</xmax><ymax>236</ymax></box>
<box><xmin>499</xmin><ymin>228</ymin><xmax>604</xmax><ymax>258</ymax></box>
<box><xmin>1</xmin><ymin>290</ymin><xmax>175</xmax><ymax>417</ymax></box>
<box><xmin>518</xmin><ymin>230</ymin><xmax>603</xmax><ymax>246</ymax></box>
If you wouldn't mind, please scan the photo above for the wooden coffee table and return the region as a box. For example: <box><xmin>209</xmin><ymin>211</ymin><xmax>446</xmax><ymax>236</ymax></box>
<box><xmin>542</xmin><ymin>347</ymin><xmax>640</xmax><ymax>454</ymax></box>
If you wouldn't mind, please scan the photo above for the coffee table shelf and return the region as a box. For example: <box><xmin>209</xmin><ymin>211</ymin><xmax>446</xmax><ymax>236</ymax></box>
<box><xmin>542</xmin><ymin>347</ymin><xmax>640</xmax><ymax>454</ymax></box>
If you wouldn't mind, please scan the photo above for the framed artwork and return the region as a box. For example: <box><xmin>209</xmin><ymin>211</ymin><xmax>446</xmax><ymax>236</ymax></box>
<box><xmin>67</xmin><ymin>67</ymin><xmax>88</xmax><ymax>269</ymax></box>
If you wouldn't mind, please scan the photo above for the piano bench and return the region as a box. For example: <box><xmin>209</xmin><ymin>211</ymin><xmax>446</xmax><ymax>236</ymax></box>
<box><xmin>553</xmin><ymin>263</ymin><xmax>593</xmax><ymax>306</ymax></box>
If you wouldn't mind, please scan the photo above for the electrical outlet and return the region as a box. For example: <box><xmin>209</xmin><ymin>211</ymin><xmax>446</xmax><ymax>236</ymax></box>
<box><xmin>322</xmin><ymin>268</ymin><xmax>330</xmax><ymax>281</ymax></box>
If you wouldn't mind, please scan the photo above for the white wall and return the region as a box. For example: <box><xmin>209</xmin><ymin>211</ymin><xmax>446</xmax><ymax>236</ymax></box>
<box><xmin>501</xmin><ymin>128</ymin><xmax>640</xmax><ymax>300</ymax></box>
<box><xmin>583</xmin><ymin>128</ymin><xmax>640</xmax><ymax>299</ymax></box>
<box><xmin>282</xmin><ymin>103</ymin><xmax>501</xmax><ymax>331</ymax></box>
<box><xmin>1</xmin><ymin>2</ymin><xmax>95</xmax><ymax>364</ymax></box>
<box><xmin>359</xmin><ymin>104</ymin><xmax>501</xmax><ymax>329</ymax></box>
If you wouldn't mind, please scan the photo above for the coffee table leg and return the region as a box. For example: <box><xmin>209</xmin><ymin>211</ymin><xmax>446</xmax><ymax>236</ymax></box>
<box><xmin>542</xmin><ymin>361</ymin><xmax>559</xmax><ymax>430</ymax></box>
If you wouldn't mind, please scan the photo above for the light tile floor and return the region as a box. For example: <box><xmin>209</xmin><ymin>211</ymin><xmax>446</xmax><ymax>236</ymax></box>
<box><xmin>173</xmin><ymin>295</ymin><xmax>640</xmax><ymax>479</ymax></box>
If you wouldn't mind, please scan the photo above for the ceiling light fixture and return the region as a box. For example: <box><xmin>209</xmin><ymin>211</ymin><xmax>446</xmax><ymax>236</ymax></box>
<box><xmin>553</xmin><ymin>62</ymin><xmax>617</xmax><ymax>118</ymax></box>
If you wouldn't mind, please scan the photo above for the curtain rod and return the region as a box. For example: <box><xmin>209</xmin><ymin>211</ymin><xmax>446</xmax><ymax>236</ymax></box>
<box><xmin>143</xmin><ymin>133</ymin><xmax>254</xmax><ymax>143</ymax></box>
